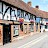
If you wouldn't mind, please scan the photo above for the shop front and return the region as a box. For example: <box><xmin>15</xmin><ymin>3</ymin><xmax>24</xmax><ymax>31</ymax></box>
<box><xmin>23</xmin><ymin>22</ymin><xmax>32</xmax><ymax>34</ymax></box>
<box><xmin>3</xmin><ymin>24</ymin><xmax>11</xmax><ymax>45</ymax></box>
<box><xmin>0</xmin><ymin>20</ymin><xmax>13</xmax><ymax>45</ymax></box>
<box><xmin>29</xmin><ymin>24</ymin><xmax>34</xmax><ymax>32</ymax></box>
<box><xmin>11</xmin><ymin>21</ymin><xmax>20</xmax><ymax>41</ymax></box>
<box><xmin>0</xmin><ymin>25</ymin><xmax>3</xmax><ymax>45</ymax></box>
<box><xmin>29</xmin><ymin>20</ymin><xmax>34</xmax><ymax>32</ymax></box>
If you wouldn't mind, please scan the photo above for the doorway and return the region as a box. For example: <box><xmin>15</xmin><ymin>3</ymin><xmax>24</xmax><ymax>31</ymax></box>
<box><xmin>3</xmin><ymin>24</ymin><xmax>11</xmax><ymax>45</ymax></box>
<box><xmin>20</xmin><ymin>24</ymin><xmax>23</xmax><ymax>31</ymax></box>
<box><xmin>24</xmin><ymin>24</ymin><xmax>27</xmax><ymax>34</ymax></box>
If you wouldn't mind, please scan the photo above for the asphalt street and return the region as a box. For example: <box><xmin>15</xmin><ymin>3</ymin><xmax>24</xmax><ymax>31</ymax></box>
<box><xmin>0</xmin><ymin>32</ymin><xmax>48</xmax><ymax>48</ymax></box>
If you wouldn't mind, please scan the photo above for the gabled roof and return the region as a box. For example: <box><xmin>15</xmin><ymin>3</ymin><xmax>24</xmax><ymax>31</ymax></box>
<box><xmin>1</xmin><ymin>0</ymin><xmax>48</xmax><ymax>18</ymax></box>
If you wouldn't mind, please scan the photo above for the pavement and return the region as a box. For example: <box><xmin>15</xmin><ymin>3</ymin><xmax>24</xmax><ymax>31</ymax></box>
<box><xmin>0</xmin><ymin>32</ymin><xmax>48</xmax><ymax>48</ymax></box>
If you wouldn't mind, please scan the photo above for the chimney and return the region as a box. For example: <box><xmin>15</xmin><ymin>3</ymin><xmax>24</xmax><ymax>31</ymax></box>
<box><xmin>35</xmin><ymin>5</ymin><xmax>39</xmax><ymax>9</ymax></box>
<box><xmin>27</xmin><ymin>1</ymin><xmax>32</xmax><ymax>7</ymax></box>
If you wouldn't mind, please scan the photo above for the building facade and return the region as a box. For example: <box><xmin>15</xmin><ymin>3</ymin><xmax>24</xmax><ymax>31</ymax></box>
<box><xmin>0</xmin><ymin>0</ymin><xmax>48</xmax><ymax>45</ymax></box>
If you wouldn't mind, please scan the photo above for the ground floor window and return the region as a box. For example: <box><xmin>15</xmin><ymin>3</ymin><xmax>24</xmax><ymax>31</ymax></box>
<box><xmin>13</xmin><ymin>25</ymin><xmax>19</xmax><ymax>37</ymax></box>
<box><xmin>29</xmin><ymin>24</ymin><xmax>34</xmax><ymax>32</ymax></box>
<box><xmin>45</xmin><ymin>25</ymin><xmax>48</xmax><ymax>29</ymax></box>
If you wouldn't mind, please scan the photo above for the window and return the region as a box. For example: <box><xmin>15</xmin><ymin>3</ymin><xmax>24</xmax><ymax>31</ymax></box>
<box><xmin>17</xmin><ymin>10</ymin><xmax>21</xmax><ymax>18</ymax></box>
<box><xmin>25</xmin><ymin>13</ymin><xmax>29</xmax><ymax>20</ymax></box>
<box><xmin>30</xmin><ymin>14</ymin><xmax>33</xmax><ymax>19</ymax></box>
<box><xmin>11</xmin><ymin>10</ymin><xmax>15</xmax><ymax>16</ymax></box>
<box><xmin>36</xmin><ymin>17</ymin><xmax>41</xmax><ymax>23</ymax></box>
<box><xmin>13</xmin><ymin>25</ymin><xmax>19</xmax><ymax>36</ymax></box>
<box><xmin>15</xmin><ymin>9</ymin><xmax>17</xmax><ymax>17</ymax></box>
<box><xmin>35</xmin><ymin>16</ymin><xmax>36</xmax><ymax>20</ymax></box>
<box><xmin>45</xmin><ymin>19</ymin><xmax>48</xmax><ymax>22</ymax></box>
<box><xmin>21</xmin><ymin>11</ymin><xmax>24</xmax><ymax>18</ymax></box>
<box><xmin>3</xmin><ymin>4</ymin><xmax>10</xmax><ymax>20</ymax></box>
<box><xmin>41</xmin><ymin>18</ymin><xmax>42</xmax><ymax>21</ymax></box>
<box><xmin>0</xmin><ymin>2</ymin><xmax>2</xmax><ymax>13</ymax></box>
<box><xmin>24</xmin><ymin>12</ymin><xmax>29</xmax><ymax>22</ymax></box>
<box><xmin>11</xmin><ymin>8</ymin><xmax>17</xmax><ymax>21</ymax></box>
<box><xmin>25</xmin><ymin>15</ymin><xmax>28</xmax><ymax>19</ymax></box>
<box><xmin>0</xmin><ymin>2</ymin><xmax>3</xmax><ymax>19</ymax></box>
<box><xmin>45</xmin><ymin>25</ymin><xmax>47</xmax><ymax>29</ymax></box>
<box><xmin>45</xmin><ymin>25</ymin><xmax>48</xmax><ymax>29</ymax></box>
<box><xmin>33</xmin><ymin>16</ymin><xmax>35</xmax><ymax>21</ymax></box>
<box><xmin>11</xmin><ymin>10</ymin><xmax>16</xmax><ymax>21</ymax></box>
<box><xmin>28</xmin><ymin>14</ymin><xmax>30</xmax><ymax>20</ymax></box>
<box><xmin>24</xmin><ymin>12</ymin><xmax>25</xmax><ymax>19</ymax></box>
<box><xmin>29</xmin><ymin>24</ymin><xmax>34</xmax><ymax>32</ymax></box>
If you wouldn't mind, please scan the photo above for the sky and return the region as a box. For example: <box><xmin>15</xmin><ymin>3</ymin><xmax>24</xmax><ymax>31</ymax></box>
<box><xmin>22</xmin><ymin>0</ymin><xmax>48</xmax><ymax>12</ymax></box>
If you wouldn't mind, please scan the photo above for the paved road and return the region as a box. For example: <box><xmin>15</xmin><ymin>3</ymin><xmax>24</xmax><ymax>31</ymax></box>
<box><xmin>30</xmin><ymin>35</ymin><xmax>48</xmax><ymax>48</ymax></box>
<box><xmin>0</xmin><ymin>32</ymin><xmax>48</xmax><ymax>48</ymax></box>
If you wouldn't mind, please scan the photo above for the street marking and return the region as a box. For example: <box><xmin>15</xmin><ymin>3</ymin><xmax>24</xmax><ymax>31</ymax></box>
<box><xmin>18</xmin><ymin>34</ymin><xmax>47</xmax><ymax>48</ymax></box>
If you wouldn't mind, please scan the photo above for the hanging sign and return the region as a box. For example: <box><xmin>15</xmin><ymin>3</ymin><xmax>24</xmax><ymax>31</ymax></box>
<box><xmin>19</xmin><ymin>18</ymin><xmax>24</xmax><ymax>24</ymax></box>
<box><xmin>30</xmin><ymin>20</ymin><xmax>34</xmax><ymax>23</ymax></box>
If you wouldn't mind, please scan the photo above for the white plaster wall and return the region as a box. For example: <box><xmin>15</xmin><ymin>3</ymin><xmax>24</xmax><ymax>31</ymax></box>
<box><xmin>4</xmin><ymin>13</ymin><xmax>10</xmax><ymax>20</ymax></box>
<box><xmin>0</xmin><ymin>13</ymin><xmax>3</xmax><ymax>19</ymax></box>
<box><xmin>45</xmin><ymin>29</ymin><xmax>48</xmax><ymax>31</ymax></box>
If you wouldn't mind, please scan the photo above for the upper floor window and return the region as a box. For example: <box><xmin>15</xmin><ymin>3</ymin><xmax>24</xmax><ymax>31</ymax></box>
<box><xmin>0</xmin><ymin>2</ymin><xmax>3</xmax><ymax>19</ymax></box>
<box><xmin>15</xmin><ymin>9</ymin><xmax>17</xmax><ymax>17</ymax></box>
<box><xmin>0</xmin><ymin>2</ymin><xmax>2</xmax><ymax>13</ymax></box>
<box><xmin>21</xmin><ymin>11</ymin><xmax>24</xmax><ymax>18</ymax></box>
<box><xmin>25</xmin><ymin>12</ymin><xmax>29</xmax><ymax>20</ymax></box>
<box><xmin>30</xmin><ymin>14</ymin><xmax>33</xmax><ymax>19</ymax></box>
<box><xmin>11</xmin><ymin>8</ymin><xmax>17</xmax><ymax>21</ymax></box>
<box><xmin>28</xmin><ymin>14</ymin><xmax>30</xmax><ymax>19</ymax></box>
<box><xmin>35</xmin><ymin>16</ymin><xmax>36</xmax><ymax>20</ymax></box>
<box><xmin>45</xmin><ymin>19</ymin><xmax>48</xmax><ymax>22</ymax></box>
<box><xmin>36</xmin><ymin>17</ymin><xmax>41</xmax><ymax>23</ymax></box>
<box><xmin>3</xmin><ymin>4</ymin><xmax>10</xmax><ymax>20</ymax></box>
<box><xmin>33</xmin><ymin>16</ymin><xmax>35</xmax><ymax>20</ymax></box>
<box><xmin>41</xmin><ymin>18</ymin><xmax>42</xmax><ymax>21</ymax></box>
<box><xmin>17</xmin><ymin>10</ymin><xmax>21</xmax><ymax>18</ymax></box>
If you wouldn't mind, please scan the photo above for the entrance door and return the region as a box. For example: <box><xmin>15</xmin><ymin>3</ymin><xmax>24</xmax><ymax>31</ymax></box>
<box><xmin>3</xmin><ymin>24</ymin><xmax>11</xmax><ymax>45</ymax></box>
<box><xmin>20</xmin><ymin>24</ymin><xmax>23</xmax><ymax>31</ymax></box>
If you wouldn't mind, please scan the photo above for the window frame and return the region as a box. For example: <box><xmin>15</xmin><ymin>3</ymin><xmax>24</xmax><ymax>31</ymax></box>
<box><xmin>0</xmin><ymin>2</ymin><xmax>3</xmax><ymax>20</ymax></box>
